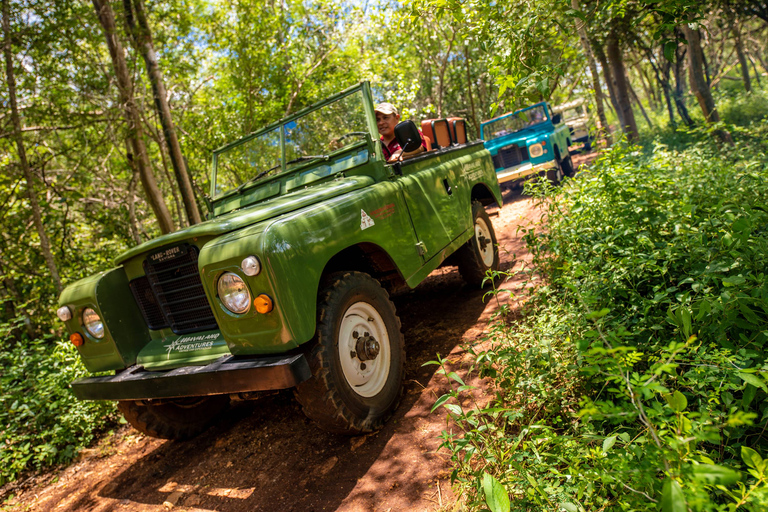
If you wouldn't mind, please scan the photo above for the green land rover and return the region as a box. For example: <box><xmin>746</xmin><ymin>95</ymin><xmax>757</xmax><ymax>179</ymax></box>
<box><xmin>56</xmin><ymin>82</ymin><xmax>502</xmax><ymax>439</ymax></box>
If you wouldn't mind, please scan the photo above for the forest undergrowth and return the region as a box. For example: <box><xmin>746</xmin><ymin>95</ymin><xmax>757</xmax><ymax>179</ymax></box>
<box><xmin>433</xmin><ymin>92</ymin><xmax>768</xmax><ymax>511</ymax></box>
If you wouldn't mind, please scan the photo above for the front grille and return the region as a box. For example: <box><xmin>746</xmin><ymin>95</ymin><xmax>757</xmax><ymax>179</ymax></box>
<box><xmin>130</xmin><ymin>245</ymin><xmax>219</xmax><ymax>334</ymax></box>
<box><xmin>129</xmin><ymin>276</ymin><xmax>168</xmax><ymax>330</ymax></box>
<box><xmin>493</xmin><ymin>144</ymin><xmax>529</xmax><ymax>169</ymax></box>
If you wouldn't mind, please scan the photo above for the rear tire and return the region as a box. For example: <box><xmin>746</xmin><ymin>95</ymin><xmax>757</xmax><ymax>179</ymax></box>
<box><xmin>118</xmin><ymin>395</ymin><xmax>229</xmax><ymax>440</ymax></box>
<box><xmin>294</xmin><ymin>272</ymin><xmax>404</xmax><ymax>434</ymax></box>
<box><xmin>456</xmin><ymin>201</ymin><xmax>500</xmax><ymax>287</ymax></box>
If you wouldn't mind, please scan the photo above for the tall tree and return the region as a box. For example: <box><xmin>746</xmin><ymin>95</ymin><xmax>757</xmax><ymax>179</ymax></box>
<box><xmin>123</xmin><ymin>0</ymin><xmax>202</xmax><ymax>225</ymax></box>
<box><xmin>92</xmin><ymin>0</ymin><xmax>174</xmax><ymax>233</ymax></box>
<box><xmin>606</xmin><ymin>29</ymin><xmax>639</xmax><ymax>142</ymax></box>
<box><xmin>681</xmin><ymin>22</ymin><xmax>733</xmax><ymax>143</ymax></box>
<box><xmin>572</xmin><ymin>0</ymin><xmax>611</xmax><ymax>144</ymax></box>
<box><xmin>2</xmin><ymin>0</ymin><xmax>63</xmax><ymax>294</ymax></box>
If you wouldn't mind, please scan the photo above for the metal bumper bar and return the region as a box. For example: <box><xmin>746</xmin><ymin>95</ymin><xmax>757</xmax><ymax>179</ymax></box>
<box><xmin>496</xmin><ymin>160</ymin><xmax>556</xmax><ymax>184</ymax></box>
<box><xmin>71</xmin><ymin>353</ymin><xmax>311</xmax><ymax>401</ymax></box>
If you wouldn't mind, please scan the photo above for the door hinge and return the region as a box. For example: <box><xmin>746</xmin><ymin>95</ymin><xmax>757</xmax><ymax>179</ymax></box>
<box><xmin>416</xmin><ymin>241</ymin><xmax>428</xmax><ymax>256</ymax></box>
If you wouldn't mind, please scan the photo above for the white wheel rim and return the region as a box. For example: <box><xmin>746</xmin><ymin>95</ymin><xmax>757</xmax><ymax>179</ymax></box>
<box><xmin>474</xmin><ymin>217</ymin><xmax>495</xmax><ymax>267</ymax></box>
<box><xmin>338</xmin><ymin>301</ymin><xmax>391</xmax><ymax>398</ymax></box>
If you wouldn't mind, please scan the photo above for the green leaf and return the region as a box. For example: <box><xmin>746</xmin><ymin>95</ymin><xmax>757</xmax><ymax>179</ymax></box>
<box><xmin>738</xmin><ymin>372</ymin><xmax>768</xmax><ymax>393</ymax></box>
<box><xmin>602</xmin><ymin>435</ymin><xmax>617</xmax><ymax>453</ymax></box>
<box><xmin>560</xmin><ymin>503</ymin><xmax>579</xmax><ymax>512</ymax></box>
<box><xmin>663</xmin><ymin>40</ymin><xmax>677</xmax><ymax>62</ymax></box>
<box><xmin>444</xmin><ymin>404</ymin><xmax>463</xmax><ymax>415</ymax></box>
<box><xmin>664</xmin><ymin>391</ymin><xmax>688</xmax><ymax>412</ymax></box>
<box><xmin>586</xmin><ymin>308</ymin><xmax>610</xmax><ymax>320</ymax></box>
<box><xmin>722</xmin><ymin>275</ymin><xmax>746</xmax><ymax>287</ymax></box>
<box><xmin>661</xmin><ymin>478</ymin><xmax>687</xmax><ymax>512</ymax></box>
<box><xmin>482</xmin><ymin>473</ymin><xmax>510</xmax><ymax>512</ymax></box>
<box><xmin>741</xmin><ymin>446</ymin><xmax>763</xmax><ymax>470</ymax></box>
<box><xmin>691</xmin><ymin>464</ymin><xmax>740</xmax><ymax>485</ymax></box>
<box><xmin>447</xmin><ymin>372</ymin><xmax>466</xmax><ymax>386</ymax></box>
<box><xmin>431</xmin><ymin>394</ymin><xmax>451</xmax><ymax>413</ymax></box>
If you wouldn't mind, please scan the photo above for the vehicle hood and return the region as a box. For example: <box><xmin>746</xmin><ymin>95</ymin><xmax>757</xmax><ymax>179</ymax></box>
<box><xmin>114</xmin><ymin>175</ymin><xmax>374</xmax><ymax>265</ymax></box>
<box><xmin>485</xmin><ymin>125</ymin><xmax>552</xmax><ymax>151</ymax></box>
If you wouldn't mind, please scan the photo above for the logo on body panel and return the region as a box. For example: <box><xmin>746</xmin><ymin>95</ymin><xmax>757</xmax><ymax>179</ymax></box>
<box><xmin>371</xmin><ymin>203</ymin><xmax>395</xmax><ymax>220</ymax></box>
<box><xmin>361</xmin><ymin>209</ymin><xmax>375</xmax><ymax>230</ymax></box>
<box><xmin>462</xmin><ymin>160</ymin><xmax>484</xmax><ymax>181</ymax></box>
<box><xmin>165</xmin><ymin>332</ymin><xmax>222</xmax><ymax>358</ymax></box>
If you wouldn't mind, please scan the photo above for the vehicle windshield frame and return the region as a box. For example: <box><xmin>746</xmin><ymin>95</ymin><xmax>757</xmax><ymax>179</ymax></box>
<box><xmin>211</xmin><ymin>83</ymin><xmax>376</xmax><ymax>201</ymax></box>
<box><xmin>482</xmin><ymin>103</ymin><xmax>550</xmax><ymax>141</ymax></box>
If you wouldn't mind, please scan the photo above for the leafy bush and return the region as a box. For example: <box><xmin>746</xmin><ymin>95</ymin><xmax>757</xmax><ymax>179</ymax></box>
<box><xmin>433</xmin><ymin>123</ymin><xmax>768</xmax><ymax>511</ymax></box>
<box><xmin>0</xmin><ymin>333</ymin><xmax>117</xmax><ymax>486</ymax></box>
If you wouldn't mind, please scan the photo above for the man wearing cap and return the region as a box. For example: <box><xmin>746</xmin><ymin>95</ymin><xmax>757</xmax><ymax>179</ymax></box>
<box><xmin>375</xmin><ymin>102</ymin><xmax>427</xmax><ymax>162</ymax></box>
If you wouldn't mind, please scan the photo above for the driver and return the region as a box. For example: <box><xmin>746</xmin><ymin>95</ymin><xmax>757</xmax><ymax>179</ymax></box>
<box><xmin>375</xmin><ymin>102</ymin><xmax>427</xmax><ymax>162</ymax></box>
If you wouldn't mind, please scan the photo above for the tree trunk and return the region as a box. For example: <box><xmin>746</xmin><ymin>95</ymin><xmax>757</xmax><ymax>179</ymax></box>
<box><xmin>659</xmin><ymin>52</ymin><xmax>677</xmax><ymax>126</ymax></box>
<box><xmin>92</xmin><ymin>0</ymin><xmax>174</xmax><ymax>234</ymax></box>
<box><xmin>572</xmin><ymin>0</ymin><xmax>611</xmax><ymax>145</ymax></box>
<box><xmin>673</xmin><ymin>41</ymin><xmax>694</xmax><ymax>126</ymax></box>
<box><xmin>594</xmin><ymin>42</ymin><xmax>621</xmax><ymax>125</ymax></box>
<box><xmin>2</xmin><ymin>0</ymin><xmax>63</xmax><ymax>294</ymax></box>
<box><xmin>124</xmin><ymin>0</ymin><xmax>201</xmax><ymax>225</ymax></box>
<box><xmin>125</xmin><ymin>141</ymin><xmax>143</xmax><ymax>245</ymax></box>
<box><xmin>605</xmin><ymin>31</ymin><xmax>639</xmax><ymax>142</ymax></box>
<box><xmin>628</xmin><ymin>80</ymin><xmax>653</xmax><ymax>128</ymax></box>
<box><xmin>681</xmin><ymin>22</ymin><xmax>732</xmax><ymax>143</ymax></box>
<box><xmin>731</xmin><ymin>19</ymin><xmax>752</xmax><ymax>92</ymax></box>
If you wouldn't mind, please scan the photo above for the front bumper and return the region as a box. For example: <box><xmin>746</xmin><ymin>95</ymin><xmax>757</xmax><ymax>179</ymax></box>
<box><xmin>71</xmin><ymin>353</ymin><xmax>311</xmax><ymax>401</ymax></box>
<box><xmin>496</xmin><ymin>160</ymin><xmax>556</xmax><ymax>184</ymax></box>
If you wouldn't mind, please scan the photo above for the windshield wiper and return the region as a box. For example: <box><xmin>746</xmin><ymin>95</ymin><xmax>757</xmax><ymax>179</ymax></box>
<box><xmin>286</xmin><ymin>155</ymin><xmax>329</xmax><ymax>166</ymax></box>
<box><xmin>235</xmin><ymin>155</ymin><xmax>330</xmax><ymax>194</ymax></box>
<box><xmin>236</xmin><ymin>163</ymin><xmax>282</xmax><ymax>192</ymax></box>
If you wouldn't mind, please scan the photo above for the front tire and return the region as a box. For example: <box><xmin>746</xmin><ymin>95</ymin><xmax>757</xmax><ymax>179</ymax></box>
<box><xmin>117</xmin><ymin>395</ymin><xmax>229</xmax><ymax>440</ymax></box>
<box><xmin>294</xmin><ymin>272</ymin><xmax>405</xmax><ymax>434</ymax></box>
<box><xmin>456</xmin><ymin>201</ymin><xmax>500</xmax><ymax>287</ymax></box>
<box><xmin>560</xmin><ymin>154</ymin><xmax>576</xmax><ymax>177</ymax></box>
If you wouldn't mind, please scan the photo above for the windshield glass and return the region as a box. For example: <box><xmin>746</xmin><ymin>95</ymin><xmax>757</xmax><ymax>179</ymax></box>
<box><xmin>285</xmin><ymin>92</ymin><xmax>367</xmax><ymax>166</ymax></box>
<box><xmin>483</xmin><ymin>105</ymin><xmax>549</xmax><ymax>141</ymax></box>
<box><xmin>563</xmin><ymin>106</ymin><xmax>586</xmax><ymax>121</ymax></box>
<box><xmin>214</xmin><ymin>90</ymin><xmax>368</xmax><ymax>198</ymax></box>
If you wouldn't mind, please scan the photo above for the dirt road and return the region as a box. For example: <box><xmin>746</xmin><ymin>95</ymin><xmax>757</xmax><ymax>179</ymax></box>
<box><xmin>7</xmin><ymin>189</ymin><xmax>547</xmax><ymax>512</ymax></box>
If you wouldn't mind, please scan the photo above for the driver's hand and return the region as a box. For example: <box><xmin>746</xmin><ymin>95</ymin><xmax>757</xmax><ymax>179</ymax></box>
<box><xmin>387</xmin><ymin>149</ymin><xmax>403</xmax><ymax>162</ymax></box>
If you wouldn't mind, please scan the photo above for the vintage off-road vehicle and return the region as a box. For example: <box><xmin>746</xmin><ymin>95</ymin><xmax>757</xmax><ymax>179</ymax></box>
<box><xmin>480</xmin><ymin>101</ymin><xmax>575</xmax><ymax>186</ymax></box>
<box><xmin>56</xmin><ymin>82</ymin><xmax>502</xmax><ymax>439</ymax></box>
<box><xmin>553</xmin><ymin>98</ymin><xmax>593</xmax><ymax>152</ymax></box>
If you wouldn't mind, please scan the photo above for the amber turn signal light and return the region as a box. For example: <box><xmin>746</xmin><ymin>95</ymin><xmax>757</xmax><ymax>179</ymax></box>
<box><xmin>70</xmin><ymin>333</ymin><xmax>84</xmax><ymax>347</ymax></box>
<box><xmin>254</xmin><ymin>294</ymin><xmax>273</xmax><ymax>314</ymax></box>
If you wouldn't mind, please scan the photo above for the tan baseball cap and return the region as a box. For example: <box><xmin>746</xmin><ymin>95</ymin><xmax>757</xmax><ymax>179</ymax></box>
<box><xmin>374</xmin><ymin>102</ymin><xmax>399</xmax><ymax>116</ymax></box>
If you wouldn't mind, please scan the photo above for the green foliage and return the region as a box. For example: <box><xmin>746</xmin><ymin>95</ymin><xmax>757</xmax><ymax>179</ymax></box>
<box><xmin>433</xmin><ymin>119</ymin><xmax>768</xmax><ymax>510</ymax></box>
<box><xmin>0</xmin><ymin>333</ymin><xmax>117</xmax><ymax>485</ymax></box>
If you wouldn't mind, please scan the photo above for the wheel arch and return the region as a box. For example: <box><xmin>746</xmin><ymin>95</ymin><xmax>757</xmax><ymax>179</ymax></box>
<box><xmin>320</xmin><ymin>242</ymin><xmax>408</xmax><ymax>296</ymax></box>
<box><xmin>471</xmin><ymin>182</ymin><xmax>500</xmax><ymax>208</ymax></box>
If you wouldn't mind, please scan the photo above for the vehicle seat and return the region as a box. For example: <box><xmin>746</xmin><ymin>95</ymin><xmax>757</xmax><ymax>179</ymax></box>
<box><xmin>447</xmin><ymin>118</ymin><xmax>467</xmax><ymax>145</ymax></box>
<box><xmin>420</xmin><ymin>119</ymin><xmax>452</xmax><ymax>149</ymax></box>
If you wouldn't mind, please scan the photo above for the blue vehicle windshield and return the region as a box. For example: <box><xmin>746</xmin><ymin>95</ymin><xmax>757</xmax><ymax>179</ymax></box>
<box><xmin>483</xmin><ymin>105</ymin><xmax>549</xmax><ymax>141</ymax></box>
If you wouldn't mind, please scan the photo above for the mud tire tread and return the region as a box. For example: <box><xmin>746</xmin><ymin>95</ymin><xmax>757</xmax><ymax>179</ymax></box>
<box><xmin>293</xmin><ymin>271</ymin><xmax>404</xmax><ymax>435</ymax></box>
<box><xmin>117</xmin><ymin>396</ymin><xmax>229</xmax><ymax>440</ymax></box>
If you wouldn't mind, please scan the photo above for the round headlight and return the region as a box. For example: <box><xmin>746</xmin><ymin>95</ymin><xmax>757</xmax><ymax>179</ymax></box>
<box><xmin>241</xmin><ymin>256</ymin><xmax>261</xmax><ymax>276</ymax></box>
<box><xmin>82</xmin><ymin>308</ymin><xmax>104</xmax><ymax>339</ymax></box>
<box><xmin>56</xmin><ymin>306</ymin><xmax>72</xmax><ymax>322</ymax></box>
<box><xmin>218</xmin><ymin>272</ymin><xmax>251</xmax><ymax>314</ymax></box>
<box><xmin>529</xmin><ymin>142</ymin><xmax>544</xmax><ymax>158</ymax></box>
